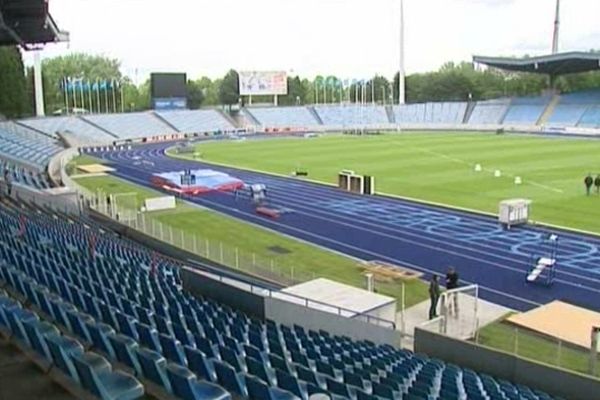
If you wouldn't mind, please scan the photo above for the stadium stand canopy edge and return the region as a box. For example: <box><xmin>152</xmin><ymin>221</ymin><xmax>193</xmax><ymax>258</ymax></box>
<box><xmin>473</xmin><ymin>52</ymin><xmax>600</xmax><ymax>80</ymax></box>
<box><xmin>0</xmin><ymin>0</ymin><xmax>68</xmax><ymax>48</ymax></box>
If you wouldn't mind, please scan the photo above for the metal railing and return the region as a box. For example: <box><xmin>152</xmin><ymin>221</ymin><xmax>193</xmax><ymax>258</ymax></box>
<box><xmin>86</xmin><ymin>192</ymin><xmax>319</xmax><ymax>287</ymax></box>
<box><xmin>475</xmin><ymin>323</ymin><xmax>600</xmax><ymax>378</ymax></box>
<box><xmin>82</xmin><ymin>192</ymin><xmax>399</xmax><ymax>330</ymax></box>
<box><xmin>200</xmin><ymin>269</ymin><xmax>396</xmax><ymax>329</ymax></box>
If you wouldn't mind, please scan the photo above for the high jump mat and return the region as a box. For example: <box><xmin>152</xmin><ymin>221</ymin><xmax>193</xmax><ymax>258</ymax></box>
<box><xmin>151</xmin><ymin>169</ymin><xmax>244</xmax><ymax>195</ymax></box>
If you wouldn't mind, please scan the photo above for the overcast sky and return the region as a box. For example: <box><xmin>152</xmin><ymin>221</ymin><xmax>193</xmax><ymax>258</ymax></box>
<box><xmin>24</xmin><ymin>0</ymin><xmax>600</xmax><ymax>83</ymax></box>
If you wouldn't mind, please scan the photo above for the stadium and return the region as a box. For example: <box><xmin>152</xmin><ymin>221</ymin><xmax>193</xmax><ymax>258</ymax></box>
<box><xmin>1</xmin><ymin>0</ymin><xmax>600</xmax><ymax>399</ymax></box>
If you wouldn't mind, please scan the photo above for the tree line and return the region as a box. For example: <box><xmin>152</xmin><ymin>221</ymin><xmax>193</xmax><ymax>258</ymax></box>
<box><xmin>3</xmin><ymin>50</ymin><xmax>600</xmax><ymax>118</ymax></box>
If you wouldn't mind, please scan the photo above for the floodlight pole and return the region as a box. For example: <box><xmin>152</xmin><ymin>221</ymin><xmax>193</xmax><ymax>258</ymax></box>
<box><xmin>33</xmin><ymin>51</ymin><xmax>45</xmax><ymax>116</ymax></box>
<box><xmin>398</xmin><ymin>0</ymin><xmax>406</xmax><ymax>105</ymax></box>
<box><xmin>552</xmin><ymin>0</ymin><xmax>560</xmax><ymax>54</ymax></box>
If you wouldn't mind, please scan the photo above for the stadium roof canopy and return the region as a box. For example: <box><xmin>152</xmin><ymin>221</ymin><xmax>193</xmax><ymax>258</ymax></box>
<box><xmin>0</xmin><ymin>0</ymin><xmax>68</xmax><ymax>49</ymax></box>
<box><xmin>473</xmin><ymin>52</ymin><xmax>600</xmax><ymax>77</ymax></box>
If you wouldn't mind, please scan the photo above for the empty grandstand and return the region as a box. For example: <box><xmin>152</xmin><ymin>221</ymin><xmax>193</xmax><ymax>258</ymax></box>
<box><xmin>83</xmin><ymin>112</ymin><xmax>178</xmax><ymax>139</ymax></box>
<box><xmin>2</xmin><ymin>1</ymin><xmax>600</xmax><ymax>399</ymax></box>
<box><xmin>156</xmin><ymin>110</ymin><xmax>235</xmax><ymax>133</ymax></box>
<box><xmin>314</xmin><ymin>105</ymin><xmax>389</xmax><ymax>127</ymax></box>
<box><xmin>467</xmin><ymin>99</ymin><xmax>510</xmax><ymax>125</ymax></box>
<box><xmin>245</xmin><ymin>107</ymin><xmax>320</xmax><ymax>129</ymax></box>
<box><xmin>19</xmin><ymin>116</ymin><xmax>119</xmax><ymax>142</ymax></box>
<box><xmin>0</xmin><ymin>199</ymin><xmax>561</xmax><ymax>400</ymax></box>
<box><xmin>502</xmin><ymin>96</ymin><xmax>552</xmax><ymax>126</ymax></box>
<box><xmin>394</xmin><ymin>102</ymin><xmax>467</xmax><ymax>125</ymax></box>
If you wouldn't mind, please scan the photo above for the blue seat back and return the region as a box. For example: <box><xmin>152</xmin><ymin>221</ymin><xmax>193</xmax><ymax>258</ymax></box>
<box><xmin>136</xmin><ymin>348</ymin><xmax>172</xmax><ymax>393</ymax></box>
<box><xmin>46</xmin><ymin>334</ymin><xmax>84</xmax><ymax>382</ymax></box>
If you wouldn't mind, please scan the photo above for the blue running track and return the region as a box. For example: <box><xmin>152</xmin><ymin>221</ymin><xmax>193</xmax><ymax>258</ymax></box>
<box><xmin>93</xmin><ymin>142</ymin><xmax>600</xmax><ymax>312</ymax></box>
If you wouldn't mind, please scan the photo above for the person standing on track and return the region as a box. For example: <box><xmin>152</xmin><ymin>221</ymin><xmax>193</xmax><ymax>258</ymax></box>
<box><xmin>445</xmin><ymin>266</ymin><xmax>460</xmax><ymax>317</ymax></box>
<box><xmin>428</xmin><ymin>275</ymin><xmax>440</xmax><ymax>320</ymax></box>
<box><xmin>585</xmin><ymin>174</ymin><xmax>594</xmax><ymax>196</ymax></box>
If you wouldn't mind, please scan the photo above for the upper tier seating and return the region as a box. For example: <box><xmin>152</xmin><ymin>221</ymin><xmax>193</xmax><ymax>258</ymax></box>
<box><xmin>0</xmin><ymin>122</ymin><xmax>63</xmax><ymax>170</ymax></box>
<box><xmin>19</xmin><ymin>116</ymin><xmax>118</xmax><ymax>142</ymax></box>
<box><xmin>247</xmin><ymin>107</ymin><xmax>320</xmax><ymax>128</ymax></box>
<box><xmin>156</xmin><ymin>110</ymin><xmax>235</xmax><ymax>133</ymax></box>
<box><xmin>394</xmin><ymin>102</ymin><xmax>467</xmax><ymax>124</ymax></box>
<box><xmin>83</xmin><ymin>113</ymin><xmax>177</xmax><ymax>139</ymax></box>
<box><xmin>502</xmin><ymin>96</ymin><xmax>551</xmax><ymax>125</ymax></box>
<box><xmin>0</xmin><ymin>200</ymin><xmax>558</xmax><ymax>400</ymax></box>
<box><xmin>314</xmin><ymin>105</ymin><xmax>389</xmax><ymax>126</ymax></box>
<box><xmin>468</xmin><ymin>99</ymin><xmax>510</xmax><ymax>125</ymax></box>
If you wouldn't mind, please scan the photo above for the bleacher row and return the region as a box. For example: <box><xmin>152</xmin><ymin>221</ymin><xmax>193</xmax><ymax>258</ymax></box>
<box><xmin>0</xmin><ymin>200</ymin><xmax>558</xmax><ymax>400</ymax></box>
<box><xmin>18</xmin><ymin>110</ymin><xmax>236</xmax><ymax>141</ymax></box>
<box><xmin>0</xmin><ymin>122</ymin><xmax>59</xmax><ymax>190</ymax></box>
<box><xmin>242</xmin><ymin>90</ymin><xmax>600</xmax><ymax>129</ymax></box>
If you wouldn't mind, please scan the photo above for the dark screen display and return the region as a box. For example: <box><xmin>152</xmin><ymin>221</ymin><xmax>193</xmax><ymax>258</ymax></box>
<box><xmin>150</xmin><ymin>73</ymin><xmax>187</xmax><ymax>99</ymax></box>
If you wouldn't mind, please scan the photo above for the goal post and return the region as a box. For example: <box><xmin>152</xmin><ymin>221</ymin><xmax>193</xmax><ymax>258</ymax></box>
<box><xmin>439</xmin><ymin>284</ymin><xmax>480</xmax><ymax>340</ymax></box>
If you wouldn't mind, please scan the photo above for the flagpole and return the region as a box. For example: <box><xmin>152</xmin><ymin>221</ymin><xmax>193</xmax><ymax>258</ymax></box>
<box><xmin>96</xmin><ymin>79</ymin><xmax>100</xmax><ymax>114</ymax></box>
<box><xmin>112</xmin><ymin>79</ymin><xmax>117</xmax><ymax>113</ymax></box>
<box><xmin>398</xmin><ymin>0</ymin><xmax>406</xmax><ymax>105</ymax></box>
<box><xmin>104</xmin><ymin>81</ymin><xmax>109</xmax><ymax>113</ymax></box>
<box><xmin>72</xmin><ymin>77</ymin><xmax>78</xmax><ymax>111</ymax></box>
<box><xmin>80</xmin><ymin>80</ymin><xmax>85</xmax><ymax>111</ymax></box>
<box><xmin>120</xmin><ymin>81</ymin><xmax>125</xmax><ymax>113</ymax></box>
<box><xmin>88</xmin><ymin>80</ymin><xmax>93</xmax><ymax>113</ymax></box>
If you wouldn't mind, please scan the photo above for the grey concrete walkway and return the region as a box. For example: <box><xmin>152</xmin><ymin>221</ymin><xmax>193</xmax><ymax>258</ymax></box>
<box><xmin>397</xmin><ymin>296</ymin><xmax>512</xmax><ymax>350</ymax></box>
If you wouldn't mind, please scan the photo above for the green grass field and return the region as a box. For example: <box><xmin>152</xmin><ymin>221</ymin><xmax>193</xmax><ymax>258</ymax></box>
<box><xmin>477</xmin><ymin>319</ymin><xmax>599</xmax><ymax>378</ymax></box>
<box><xmin>73</xmin><ymin>172</ymin><xmax>428</xmax><ymax>308</ymax></box>
<box><xmin>177</xmin><ymin>132</ymin><xmax>600</xmax><ymax>234</ymax></box>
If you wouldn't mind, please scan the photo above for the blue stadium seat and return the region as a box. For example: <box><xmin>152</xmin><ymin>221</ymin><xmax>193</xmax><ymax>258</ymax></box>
<box><xmin>246</xmin><ymin>356</ymin><xmax>276</xmax><ymax>386</ymax></box>
<box><xmin>22</xmin><ymin>319</ymin><xmax>60</xmax><ymax>361</ymax></box>
<box><xmin>136</xmin><ymin>322</ymin><xmax>162</xmax><ymax>352</ymax></box>
<box><xmin>5</xmin><ymin>306</ymin><xmax>39</xmax><ymax>344</ymax></box>
<box><xmin>136</xmin><ymin>347</ymin><xmax>172</xmax><ymax>393</ymax></box>
<box><xmin>166</xmin><ymin>363</ymin><xmax>231</xmax><ymax>400</ymax></box>
<box><xmin>108</xmin><ymin>333</ymin><xmax>143</xmax><ymax>376</ymax></box>
<box><xmin>115</xmin><ymin>311</ymin><xmax>138</xmax><ymax>341</ymax></box>
<box><xmin>214</xmin><ymin>360</ymin><xmax>248</xmax><ymax>397</ymax></box>
<box><xmin>184</xmin><ymin>345</ymin><xmax>218</xmax><ymax>383</ymax></box>
<box><xmin>86</xmin><ymin>321</ymin><xmax>116</xmax><ymax>359</ymax></box>
<box><xmin>72</xmin><ymin>351</ymin><xmax>144</xmax><ymax>400</ymax></box>
<box><xmin>246</xmin><ymin>374</ymin><xmax>299</xmax><ymax>400</ymax></box>
<box><xmin>275</xmin><ymin>369</ymin><xmax>309</xmax><ymax>400</ymax></box>
<box><xmin>46</xmin><ymin>334</ymin><xmax>86</xmax><ymax>383</ymax></box>
<box><xmin>195</xmin><ymin>334</ymin><xmax>219</xmax><ymax>359</ymax></box>
<box><xmin>219</xmin><ymin>344</ymin><xmax>245</xmax><ymax>372</ymax></box>
<box><xmin>159</xmin><ymin>333</ymin><xmax>187</xmax><ymax>365</ymax></box>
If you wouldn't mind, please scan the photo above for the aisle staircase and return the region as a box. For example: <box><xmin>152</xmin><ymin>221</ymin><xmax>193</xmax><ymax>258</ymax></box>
<box><xmin>537</xmin><ymin>95</ymin><xmax>561</xmax><ymax>126</ymax></box>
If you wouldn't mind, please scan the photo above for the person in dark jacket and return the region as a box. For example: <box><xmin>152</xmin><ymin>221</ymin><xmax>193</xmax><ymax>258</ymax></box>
<box><xmin>585</xmin><ymin>174</ymin><xmax>594</xmax><ymax>195</ymax></box>
<box><xmin>595</xmin><ymin>175</ymin><xmax>600</xmax><ymax>194</ymax></box>
<box><xmin>429</xmin><ymin>275</ymin><xmax>441</xmax><ymax>320</ymax></box>
<box><xmin>446</xmin><ymin>267</ymin><xmax>460</xmax><ymax>316</ymax></box>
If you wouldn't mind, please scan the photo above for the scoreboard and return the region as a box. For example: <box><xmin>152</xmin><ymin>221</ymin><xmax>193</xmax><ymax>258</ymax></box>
<box><xmin>150</xmin><ymin>73</ymin><xmax>187</xmax><ymax>110</ymax></box>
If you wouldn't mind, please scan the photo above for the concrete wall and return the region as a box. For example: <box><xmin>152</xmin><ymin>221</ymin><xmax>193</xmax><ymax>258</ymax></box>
<box><xmin>414</xmin><ymin>328</ymin><xmax>600</xmax><ymax>400</ymax></box>
<box><xmin>182</xmin><ymin>267</ymin><xmax>265</xmax><ymax>319</ymax></box>
<box><xmin>264</xmin><ymin>296</ymin><xmax>401</xmax><ymax>347</ymax></box>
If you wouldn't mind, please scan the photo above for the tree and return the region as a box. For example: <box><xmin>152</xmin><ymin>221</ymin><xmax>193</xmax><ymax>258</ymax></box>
<box><xmin>197</xmin><ymin>77</ymin><xmax>220</xmax><ymax>106</ymax></box>
<box><xmin>219</xmin><ymin>69</ymin><xmax>239</xmax><ymax>108</ymax></box>
<box><xmin>41</xmin><ymin>53</ymin><xmax>122</xmax><ymax>113</ymax></box>
<box><xmin>186</xmin><ymin>80</ymin><xmax>205</xmax><ymax>109</ymax></box>
<box><xmin>278</xmin><ymin>76</ymin><xmax>307</xmax><ymax>106</ymax></box>
<box><xmin>121</xmin><ymin>78</ymin><xmax>150</xmax><ymax>112</ymax></box>
<box><xmin>0</xmin><ymin>46</ymin><xmax>28</xmax><ymax>118</ymax></box>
